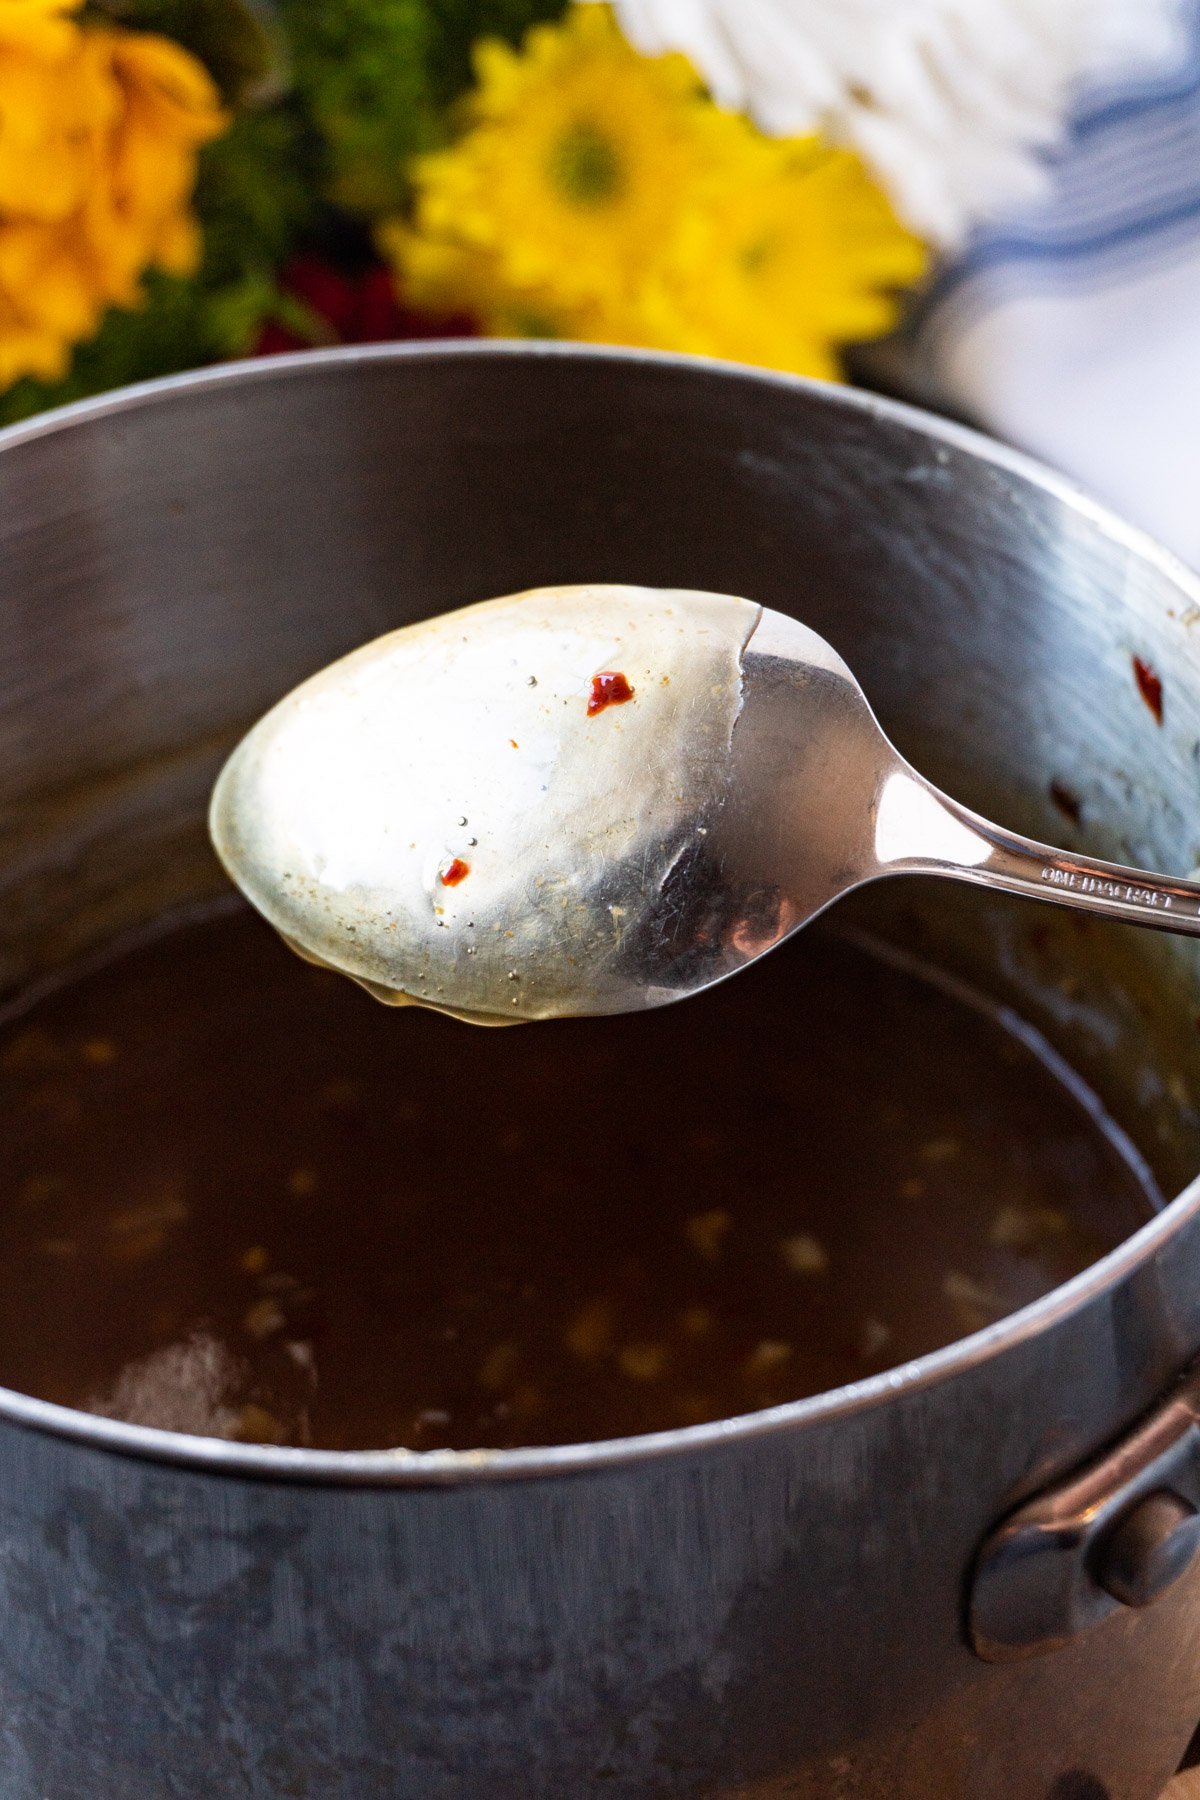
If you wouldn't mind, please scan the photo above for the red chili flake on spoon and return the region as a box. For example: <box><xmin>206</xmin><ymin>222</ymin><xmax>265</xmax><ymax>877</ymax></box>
<box><xmin>1132</xmin><ymin>655</ymin><xmax>1164</xmax><ymax>723</ymax></box>
<box><xmin>440</xmin><ymin>858</ymin><xmax>470</xmax><ymax>887</ymax></box>
<box><xmin>587</xmin><ymin>672</ymin><xmax>635</xmax><ymax>716</ymax></box>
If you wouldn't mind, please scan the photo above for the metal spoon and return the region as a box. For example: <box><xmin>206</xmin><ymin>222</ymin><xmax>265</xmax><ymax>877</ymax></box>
<box><xmin>210</xmin><ymin>582</ymin><xmax>1200</xmax><ymax>1024</ymax></box>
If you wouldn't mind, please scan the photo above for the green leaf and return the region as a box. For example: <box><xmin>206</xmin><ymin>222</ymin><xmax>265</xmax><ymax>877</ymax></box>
<box><xmin>422</xmin><ymin>0</ymin><xmax>569</xmax><ymax>110</ymax></box>
<box><xmin>277</xmin><ymin>0</ymin><xmax>571</xmax><ymax>216</ymax></box>
<box><xmin>86</xmin><ymin>0</ymin><xmax>278</xmax><ymax>102</ymax></box>
<box><xmin>276</xmin><ymin>0</ymin><xmax>437</xmax><ymax>214</ymax></box>
<box><xmin>194</xmin><ymin>106</ymin><xmax>317</xmax><ymax>282</ymax></box>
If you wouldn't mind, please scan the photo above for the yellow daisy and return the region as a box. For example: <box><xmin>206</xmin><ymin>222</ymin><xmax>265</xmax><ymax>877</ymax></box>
<box><xmin>652</xmin><ymin>134</ymin><xmax>928</xmax><ymax>379</ymax></box>
<box><xmin>378</xmin><ymin>225</ymin><xmax>566</xmax><ymax>340</ymax></box>
<box><xmin>392</xmin><ymin>4</ymin><xmax>724</xmax><ymax>332</ymax></box>
<box><xmin>388</xmin><ymin>2</ymin><xmax>927</xmax><ymax>381</ymax></box>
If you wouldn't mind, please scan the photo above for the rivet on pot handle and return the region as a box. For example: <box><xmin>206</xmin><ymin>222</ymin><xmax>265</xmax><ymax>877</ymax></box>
<box><xmin>970</xmin><ymin>1361</ymin><xmax>1200</xmax><ymax>1662</ymax></box>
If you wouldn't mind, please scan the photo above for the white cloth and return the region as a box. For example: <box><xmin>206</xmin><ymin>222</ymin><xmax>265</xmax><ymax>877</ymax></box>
<box><xmin>594</xmin><ymin>0</ymin><xmax>1185</xmax><ymax>247</ymax></box>
<box><xmin>913</xmin><ymin>0</ymin><xmax>1200</xmax><ymax>568</ymax></box>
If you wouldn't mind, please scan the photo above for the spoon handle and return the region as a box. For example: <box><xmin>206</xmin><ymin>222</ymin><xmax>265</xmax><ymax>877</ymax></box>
<box><xmin>879</xmin><ymin>770</ymin><xmax>1200</xmax><ymax>936</ymax></box>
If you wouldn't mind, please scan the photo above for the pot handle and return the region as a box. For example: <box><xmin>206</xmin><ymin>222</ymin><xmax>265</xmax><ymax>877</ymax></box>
<box><xmin>970</xmin><ymin>1359</ymin><xmax>1200</xmax><ymax>1662</ymax></box>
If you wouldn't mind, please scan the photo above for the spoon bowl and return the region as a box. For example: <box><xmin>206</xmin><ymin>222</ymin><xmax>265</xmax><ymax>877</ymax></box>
<box><xmin>210</xmin><ymin>583</ymin><xmax>1200</xmax><ymax>1021</ymax></box>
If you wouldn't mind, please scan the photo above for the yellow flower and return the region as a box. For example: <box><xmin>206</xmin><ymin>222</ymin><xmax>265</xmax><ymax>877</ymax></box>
<box><xmin>0</xmin><ymin>0</ymin><xmax>226</xmax><ymax>391</ymax></box>
<box><xmin>386</xmin><ymin>2</ymin><xmax>927</xmax><ymax>380</ymax></box>
<box><xmin>94</xmin><ymin>31</ymin><xmax>228</xmax><ymax>289</ymax></box>
<box><xmin>0</xmin><ymin>2</ymin><xmax>112</xmax><ymax>225</ymax></box>
<box><xmin>650</xmin><ymin>134</ymin><xmax>928</xmax><ymax>380</ymax></box>
<box><xmin>390</xmin><ymin>4</ymin><xmax>722</xmax><ymax>336</ymax></box>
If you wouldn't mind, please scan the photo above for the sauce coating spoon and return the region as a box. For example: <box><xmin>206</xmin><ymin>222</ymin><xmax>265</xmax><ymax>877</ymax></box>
<box><xmin>210</xmin><ymin>583</ymin><xmax>1200</xmax><ymax>1024</ymax></box>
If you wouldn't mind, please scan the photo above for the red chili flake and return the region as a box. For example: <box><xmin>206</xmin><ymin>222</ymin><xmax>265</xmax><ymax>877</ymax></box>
<box><xmin>587</xmin><ymin>672</ymin><xmax>635</xmax><ymax>716</ymax></box>
<box><xmin>1133</xmin><ymin>656</ymin><xmax>1164</xmax><ymax>723</ymax></box>
<box><xmin>440</xmin><ymin>858</ymin><xmax>470</xmax><ymax>887</ymax></box>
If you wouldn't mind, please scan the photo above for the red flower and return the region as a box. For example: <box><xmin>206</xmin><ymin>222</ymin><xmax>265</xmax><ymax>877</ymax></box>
<box><xmin>253</xmin><ymin>254</ymin><xmax>477</xmax><ymax>355</ymax></box>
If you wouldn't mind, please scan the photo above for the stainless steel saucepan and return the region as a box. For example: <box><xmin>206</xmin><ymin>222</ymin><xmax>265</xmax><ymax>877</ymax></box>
<box><xmin>0</xmin><ymin>343</ymin><xmax>1199</xmax><ymax>1799</ymax></box>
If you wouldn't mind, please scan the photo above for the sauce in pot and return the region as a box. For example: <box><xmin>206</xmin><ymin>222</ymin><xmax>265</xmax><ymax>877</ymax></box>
<box><xmin>0</xmin><ymin>908</ymin><xmax>1157</xmax><ymax>1450</ymax></box>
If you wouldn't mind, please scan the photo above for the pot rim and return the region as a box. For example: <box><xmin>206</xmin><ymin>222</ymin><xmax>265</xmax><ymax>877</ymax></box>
<box><xmin>3</xmin><ymin>337</ymin><xmax>1198</xmax><ymax>1487</ymax></box>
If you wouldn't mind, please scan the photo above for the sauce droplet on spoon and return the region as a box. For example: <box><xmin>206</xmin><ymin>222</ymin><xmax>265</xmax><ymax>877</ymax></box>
<box><xmin>587</xmin><ymin>671</ymin><xmax>634</xmax><ymax>716</ymax></box>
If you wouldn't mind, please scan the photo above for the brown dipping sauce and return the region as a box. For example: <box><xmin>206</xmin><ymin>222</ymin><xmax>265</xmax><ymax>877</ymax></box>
<box><xmin>0</xmin><ymin>908</ymin><xmax>1157</xmax><ymax>1451</ymax></box>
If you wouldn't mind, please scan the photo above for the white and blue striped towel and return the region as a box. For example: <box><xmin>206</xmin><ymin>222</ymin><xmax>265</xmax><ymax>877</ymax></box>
<box><xmin>911</xmin><ymin>0</ymin><xmax>1200</xmax><ymax>569</ymax></box>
